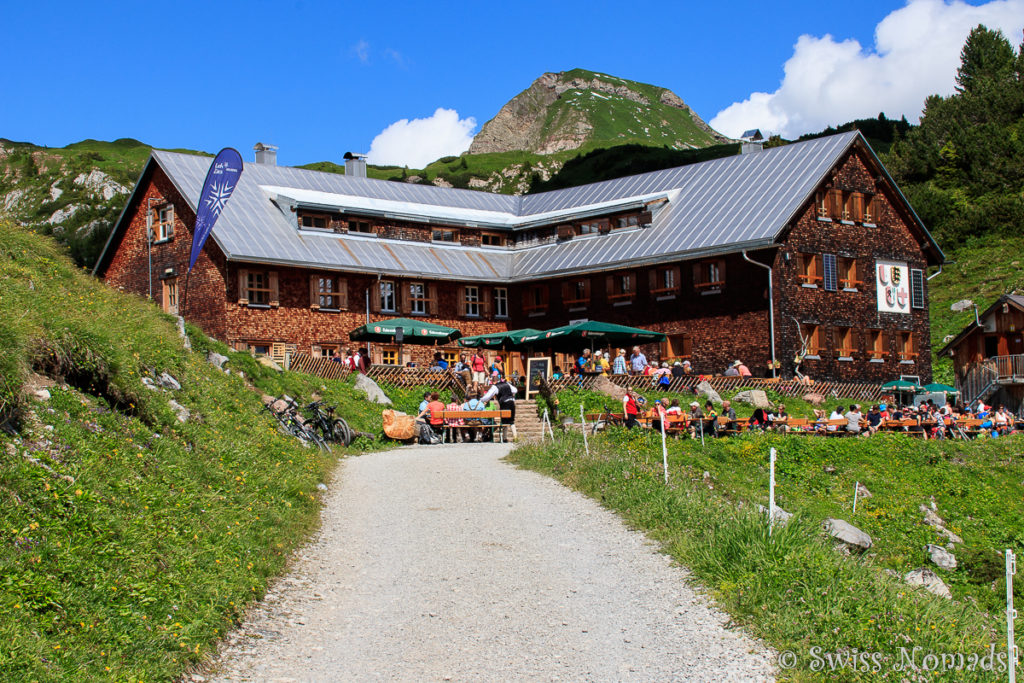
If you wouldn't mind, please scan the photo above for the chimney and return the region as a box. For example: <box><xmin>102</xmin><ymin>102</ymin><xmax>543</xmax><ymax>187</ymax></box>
<box><xmin>740</xmin><ymin>129</ymin><xmax>764</xmax><ymax>155</ymax></box>
<box><xmin>344</xmin><ymin>152</ymin><xmax>368</xmax><ymax>178</ymax></box>
<box><xmin>253</xmin><ymin>142</ymin><xmax>278</xmax><ymax>165</ymax></box>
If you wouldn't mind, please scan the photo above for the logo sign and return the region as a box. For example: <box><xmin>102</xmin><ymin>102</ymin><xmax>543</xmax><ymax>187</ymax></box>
<box><xmin>876</xmin><ymin>260</ymin><xmax>910</xmax><ymax>314</ymax></box>
<box><xmin>189</xmin><ymin>148</ymin><xmax>243</xmax><ymax>271</ymax></box>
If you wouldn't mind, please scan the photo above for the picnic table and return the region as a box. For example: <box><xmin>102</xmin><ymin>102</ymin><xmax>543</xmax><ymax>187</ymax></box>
<box><xmin>437</xmin><ymin>409</ymin><xmax>513</xmax><ymax>443</ymax></box>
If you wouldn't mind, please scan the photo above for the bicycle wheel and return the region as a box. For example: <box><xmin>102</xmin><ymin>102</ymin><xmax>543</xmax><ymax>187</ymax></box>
<box><xmin>590</xmin><ymin>420</ymin><xmax>607</xmax><ymax>435</ymax></box>
<box><xmin>332</xmin><ymin>418</ymin><xmax>352</xmax><ymax>446</ymax></box>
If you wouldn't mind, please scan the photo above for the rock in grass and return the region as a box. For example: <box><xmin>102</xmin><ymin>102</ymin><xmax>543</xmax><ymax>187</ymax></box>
<box><xmin>856</xmin><ymin>482</ymin><xmax>872</xmax><ymax>499</ymax></box>
<box><xmin>733</xmin><ymin>389</ymin><xmax>770</xmax><ymax>409</ymax></box>
<box><xmin>157</xmin><ymin>372</ymin><xmax>181</xmax><ymax>391</ymax></box>
<box><xmin>758</xmin><ymin>504</ymin><xmax>793</xmax><ymax>527</ymax></box>
<box><xmin>258</xmin><ymin>356</ymin><xmax>283</xmax><ymax>372</ymax></box>
<box><xmin>354</xmin><ymin>374</ymin><xmax>392</xmax><ymax>405</ymax></box>
<box><xmin>802</xmin><ymin>392</ymin><xmax>825</xmax><ymax>406</ymax></box>
<box><xmin>695</xmin><ymin>381</ymin><xmax>722</xmax><ymax>405</ymax></box>
<box><xmin>168</xmin><ymin>400</ymin><xmax>190</xmax><ymax>423</ymax></box>
<box><xmin>823</xmin><ymin>518</ymin><xmax>872</xmax><ymax>550</ymax></box>
<box><xmin>904</xmin><ymin>568</ymin><xmax>952</xmax><ymax>599</ymax></box>
<box><xmin>207</xmin><ymin>351</ymin><xmax>229</xmax><ymax>369</ymax></box>
<box><xmin>926</xmin><ymin>544</ymin><xmax>958</xmax><ymax>570</ymax></box>
<box><xmin>919</xmin><ymin>504</ymin><xmax>963</xmax><ymax>544</ymax></box>
<box><xmin>592</xmin><ymin>374</ymin><xmax>627</xmax><ymax>401</ymax></box>
<box><xmin>141</xmin><ymin>377</ymin><xmax>159</xmax><ymax>391</ymax></box>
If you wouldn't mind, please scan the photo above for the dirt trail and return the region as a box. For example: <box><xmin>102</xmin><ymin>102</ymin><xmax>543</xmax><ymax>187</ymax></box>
<box><xmin>209</xmin><ymin>443</ymin><xmax>774</xmax><ymax>682</ymax></box>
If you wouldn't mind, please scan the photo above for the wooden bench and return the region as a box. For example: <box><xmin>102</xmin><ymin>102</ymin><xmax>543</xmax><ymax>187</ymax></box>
<box><xmin>436</xmin><ymin>410</ymin><xmax>512</xmax><ymax>443</ymax></box>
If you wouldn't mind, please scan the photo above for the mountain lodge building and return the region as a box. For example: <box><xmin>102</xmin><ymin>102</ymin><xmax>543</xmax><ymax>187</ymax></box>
<box><xmin>94</xmin><ymin>131</ymin><xmax>943</xmax><ymax>381</ymax></box>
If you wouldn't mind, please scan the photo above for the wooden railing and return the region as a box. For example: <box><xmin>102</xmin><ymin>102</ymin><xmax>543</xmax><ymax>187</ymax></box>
<box><xmin>546</xmin><ymin>374</ymin><xmax>887</xmax><ymax>401</ymax></box>
<box><xmin>287</xmin><ymin>352</ymin><xmax>352</xmax><ymax>380</ymax></box>
<box><xmin>365</xmin><ymin>365</ymin><xmax>467</xmax><ymax>400</ymax></box>
<box><xmin>957</xmin><ymin>354</ymin><xmax>1024</xmax><ymax>404</ymax></box>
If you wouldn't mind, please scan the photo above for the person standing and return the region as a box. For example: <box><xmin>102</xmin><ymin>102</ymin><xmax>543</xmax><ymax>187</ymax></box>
<box><xmin>470</xmin><ymin>351</ymin><xmax>487</xmax><ymax>386</ymax></box>
<box><xmin>480</xmin><ymin>378</ymin><xmax>519</xmax><ymax>440</ymax></box>
<box><xmin>612</xmin><ymin>348</ymin><xmax>628</xmax><ymax>375</ymax></box>
<box><xmin>357</xmin><ymin>347</ymin><xmax>370</xmax><ymax>373</ymax></box>
<box><xmin>622</xmin><ymin>389</ymin><xmax>640</xmax><ymax>429</ymax></box>
<box><xmin>629</xmin><ymin>346</ymin><xmax>647</xmax><ymax>376</ymax></box>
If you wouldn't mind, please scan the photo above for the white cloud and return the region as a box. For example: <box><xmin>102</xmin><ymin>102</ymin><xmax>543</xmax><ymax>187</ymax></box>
<box><xmin>711</xmin><ymin>0</ymin><xmax>1024</xmax><ymax>139</ymax></box>
<box><xmin>351</xmin><ymin>39</ymin><xmax>370</xmax><ymax>64</ymax></box>
<box><xmin>367</xmin><ymin>108</ymin><xmax>477</xmax><ymax>168</ymax></box>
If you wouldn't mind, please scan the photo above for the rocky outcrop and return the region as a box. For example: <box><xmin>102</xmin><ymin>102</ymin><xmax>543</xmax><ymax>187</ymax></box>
<box><xmin>824</xmin><ymin>518</ymin><xmax>872</xmax><ymax>551</ymax></box>
<box><xmin>354</xmin><ymin>375</ymin><xmax>392</xmax><ymax>405</ymax></box>
<box><xmin>904</xmin><ymin>568</ymin><xmax>952</xmax><ymax>599</ymax></box>
<box><xmin>469</xmin><ymin>70</ymin><xmax>728</xmax><ymax>155</ymax></box>
<box><xmin>733</xmin><ymin>389</ymin><xmax>770</xmax><ymax>409</ymax></box>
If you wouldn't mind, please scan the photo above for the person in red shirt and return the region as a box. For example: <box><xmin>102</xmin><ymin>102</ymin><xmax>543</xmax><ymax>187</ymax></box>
<box><xmin>415</xmin><ymin>392</ymin><xmax>446</xmax><ymax>442</ymax></box>
<box><xmin>622</xmin><ymin>389</ymin><xmax>640</xmax><ymax>429</ymax></box>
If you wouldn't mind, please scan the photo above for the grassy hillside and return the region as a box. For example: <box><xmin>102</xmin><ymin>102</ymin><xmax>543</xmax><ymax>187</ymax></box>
<box><xmin>0</xmin><ymin>221</ymin><xmax>417</xmax><ymax>681</ymax></box>
<box><xmin>511</xmin><ymin>420</ymin><xmax>1023</xmax><ymax>682</ymax></box>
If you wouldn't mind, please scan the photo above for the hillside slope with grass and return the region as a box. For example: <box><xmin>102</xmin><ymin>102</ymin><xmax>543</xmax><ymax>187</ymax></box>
<box><xmin>0</xmin><ymin>221</ymin><xmax>416</xmax><ymax>681</ymax></box>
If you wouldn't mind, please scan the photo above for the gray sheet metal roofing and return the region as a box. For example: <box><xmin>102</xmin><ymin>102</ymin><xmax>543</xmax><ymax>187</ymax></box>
<box><xmin>136</xmin><ymin>131</ymin><xmax>901</xmax><ymax>282</ymax></box>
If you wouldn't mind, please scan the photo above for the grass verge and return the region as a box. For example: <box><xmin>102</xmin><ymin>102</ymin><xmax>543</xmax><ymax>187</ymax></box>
<box><xmin>509</xmin><ymin>427</ymin><xmax>1022</xmax><ymax>681</ymax></box>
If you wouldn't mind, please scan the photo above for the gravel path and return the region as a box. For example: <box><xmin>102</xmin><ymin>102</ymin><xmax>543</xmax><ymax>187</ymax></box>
<box><xmin>209</xmin><ymin>443</ymin><xmax>775</xmax><ymax>682</ymax></box>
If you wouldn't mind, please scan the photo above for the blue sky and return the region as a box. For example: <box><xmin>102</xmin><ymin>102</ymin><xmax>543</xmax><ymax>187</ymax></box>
<box><xmin>2</xmin><ymin>0</ymin><xmax>1021</xmax><ymax>167</ymax></box>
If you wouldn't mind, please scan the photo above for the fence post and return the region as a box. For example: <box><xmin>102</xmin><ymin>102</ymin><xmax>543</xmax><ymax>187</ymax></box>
<box><xmin>580</xmin><ymin>404</ymin><xmax>589</xmax><ymax>457</ymax></box>
<box><xmin>853</xmin><ymin>481</ymin><xmax>859</xmax><ymax>515</ymax></box>
<box><xmin>660</xmin><ymin>413</ymin><xmax>669</xmax><ymax>484</ymax></box>
<box><xmin>1009</xmin><ymin>549</ymin><xmax>1018</xmax><ymax>683</ymax></box>
<box><xmin>769</xmin><ymin>447</ymin><xmax>777</xmax><ymax>537</ymax></box>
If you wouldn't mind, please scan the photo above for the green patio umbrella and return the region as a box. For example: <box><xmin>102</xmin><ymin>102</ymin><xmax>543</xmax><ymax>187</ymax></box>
<box><xmin>881</xmin><ymin>379</ymin><xmax>921</xmax><ymax>392</ymax></box>
<box><xmin>458</xmin><ymin>328</ymin><xmax>542</xmax><ymax>349</ymax></box>
<box><xmin>519</xmin><ymin>320</ymin><xmax>667</xmax><ymax>351</ymax></box>
<box><xmin>349</xmin><ymin>317</ymin><xmax>461</xmax><ymax>344</ymax></box>
<box><xmin>923</xmin><ymin>382</ymin><xmax>959</xmax><ymax>394</ymax></box>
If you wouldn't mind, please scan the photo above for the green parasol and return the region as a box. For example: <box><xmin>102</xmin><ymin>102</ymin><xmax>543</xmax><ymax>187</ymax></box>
<box><xmin>881</xmin><ymin>379</ymin><xmax>921</xmax><ymax>392</ymax></box>
<box><xmin>458</xmin><ymin>328</ymin><xmax>542</xmax><ymax>349</ymax></box>
<box><xmin>922</xmin><ymin>382</ymin><xmax>959</xmax><ymax>394</ymax></box>
<box><xmin>348</xmin><ymin>317</ymin><xmax>461</xmax><ymax>344</ymax></box>
<box><xmin>519</xmin><ymin>320</ymin><xmax>666</xmax><ymax>351</ymax></box>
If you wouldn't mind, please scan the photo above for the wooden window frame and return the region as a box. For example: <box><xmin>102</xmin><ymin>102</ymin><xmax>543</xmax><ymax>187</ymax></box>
<box><xmin>348</xmin><ymin>219</ymin><xmax>373</xmax><ymax>234</ymax></box>
<box><xmin>868</xmin><ymin>330</ymin><xmax>888</xmax><ymax>360</ymax></box>
<box><xmin>801</xmin><ymin>324</ymin><xmax>822</xmax><ymax>357</ymax></box>
<box><xmin>238</xmin><ymin>269</ymin><xmax>278</xmax><ymax>307</ymax></box>
<box><xmin>157</xmin><ymin>205</ymin><xmax>174</xmax><ymax>240</ymax></box>
<box><xmin>662</xmin><ymin>333</ymin><xmax>692</xmax><ymax>360</ymax></box>
<box><xmin>694</xmin><ymin>259</ymin><xmax>725</xmax><ymax>294</ymax></box>
<box><xmin>315</xmin><ymin>344</ymin><xmax>338</xmax><ymax>359</ymax></box>
<box><xmin>380</xmin><ymin>346</ymin><xmax>399</xmax><ymax>366</ymax></box>
<box><xmin>650</xmin><ymin>266</ymin><xmax>681</xmax><ymax>297</ymax></box>
<box><xmin>616</xmin><ymin>214</ymin><xmax>640</xmax><ymax>230</ymax></box>
<box><xmin>299</xmin><ymin>211</ymin><xmax>332</xmax><ymax>230</ymax></box>
<box><xmin>606</xmin><ymin>272</ymin><xmax>636</xmax><ymax>303</ymax></box>
<box><xmin>480</xmin><ymin>231</ymin><xmax>506</xmax><ymax>247</ymax></box>
<box><xmin>863</xmin><ymin>195</ymin><xmax>877</xmax><ymax>224</ymax></box>
<box><xmin>494</xmin><ymin>287</ymin><xmax>509</xmax><ymax>318</ymax></box>
<box><xmin>442</xmin><ymin>349</ymin><xmax>459</xmax><ymax>365</ymax></box>
<box><xmin>380</xmin><ymin>280</ymin><xmax>396</xmax><ymax>313</ymax></box>
<box><xmin>523</xmin><ymin>285</ymin><xmax>549</xmax><ymax>314</ymax></box>
<box><xmin>797</xmin><ymin>253</ymin><xmax>822</xmax><ymax>286</ymax></box>
<box><xmin>408</xmin><ymin>282</ymin><xmax>428</xmax><ymax>315</ymax></box>
<box><xmin>310</xmin><ymin>275</ymin><xmax>346</xmax><ymax>311</ymax></box>
<box><xmin>563</xmin><ymin>279</ymin><xmax>591</xmax><ymax>308</ymax></box>
<box><xmin>463</xmin><ymin>285</ymin><xmax>481</xmax><ymax>318</ymax></box>
<box><xmin>898</xmin><ymin>331</ymin><xmax>917</xmax><ymax>361</ymax></box>
<box><xmin>838</xmin><ymin>257</ymin><xmax>862</xmax><ymax>290</ymax></box>
<box><xmin>833</xmin><ymin>326</ymin><xmax>856</xmax><ymax>358</ymax></box>
<box><xmin>432</xmin><ymin>228</ymin><xmax>459</xmax><ymax>243</ymax></box>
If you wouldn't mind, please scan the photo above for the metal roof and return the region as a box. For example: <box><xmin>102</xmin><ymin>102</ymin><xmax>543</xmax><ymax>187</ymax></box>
<box><xmin>102</xmin><ymin>130</ymin><xmax>928</xmax><ymax>282</ymax></box>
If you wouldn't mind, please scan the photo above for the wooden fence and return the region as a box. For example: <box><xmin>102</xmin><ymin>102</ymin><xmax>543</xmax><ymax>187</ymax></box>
<box><xmin>546</xmin><ymin>374</ymin><xmax>887</xmax><ymax>401</ymax></box>
<box><xmin>285</xmin><ymin>353</ymin><xmax>886</xmax><ymax>402</ymax></box>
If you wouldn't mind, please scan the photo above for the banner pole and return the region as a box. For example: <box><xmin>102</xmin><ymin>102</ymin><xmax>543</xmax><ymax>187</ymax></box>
<box><xmin>1009</xmin><ymin>549</ymin><xmax>1018</xmax><ymax>683</ymax></box>
<box><xmin>661</xmin><ymin>413</ymin><xmax>668</xmax><ymax>484</ymax></box>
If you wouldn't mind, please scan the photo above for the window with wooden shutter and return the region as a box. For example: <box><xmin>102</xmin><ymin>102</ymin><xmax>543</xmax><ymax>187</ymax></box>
<box><xmin>408</xmin><ymin>282</ymin><xmax>427</xmax><ymax>315</ymax></box>
<box><xmin>557</xmin><ymin>224</ymin><xmax>574</xmax><ymax>240</ymax></box>
<box><xmin>650</xmin><ymin>266</ymin><xmax>680</xmax><ymax>296</ymax></box>
<box><xmin>427</xmin><ymin>283</ymin><xmax>438</xmax><ymax>315</ymax></box>
<box><xmin>157</xmin><ymin>205</ymin><xmax>174</xmax><ymax>240</ymax></box>
<box><xmin>400</xmin><ymin>281</ymin><xmax>413</xmax><ymax>314</ymax></box>
<box><xmin>637</xmin><ymin>210</ymin><xmax>653</xmax><ymax>226</ymax></box>
<box><xmin>310</xmin><ymin>275</ymin><xmax>343</xmax><ymax>310</ymax></box>
<box><xmin>162</xmin><ymin>278</ymin><xmax>179</xmax><ymax>314</ymax></box>
<box><xmin>493</xmin><ymin>288</ymin><xmax>508</xmax><ymax>318</ymax></box>
<box><xmin>797</xmin><ymin>254</ymin><xmax>821</xmax><ymax>286</ymax></box>
<box><xmin>369</xmin><ymin>283</ymin><xmax>382</xmax><ymax>313</ymax></box>
<box><xmin>237</xmin><ymin>268</ymin><xmax>249</xmax><ymax>304</ymax></box>
<box><xmin>815</xmin><ymin>192</ymin><xmax>829</xmax><ymax>219</ymax></box>
<box><xmin>910</xmin><ymin>269</ymin><xmax>925</xmax><ymax>309</ymax></box>
<box><xmin>838</xmin><ymin>257</ymin><xmax>861</xmax><ymax>289</ymax></box>
<box><xmin>800</xmin><ymin>324</ymin><xmax>821</xmax><ymax>356</ymax></box>
<box><xmin>828</xmin><ymin>189</ymin><xmax>843</xmax><ymax>219</ymax></box>
<box><xmin>464</xmin><ymin>286</ymin><xmax>481</xmax><ymax>317</ymax></box>
<box><xmin>480</xmin><ymin>286</ymin><xmax>492</xmax><ymax>318</ymax></box>
<box><xmin>850</xmin><ymin>192</ymin><xmax>865</xmax><ymax>222</ymax></box>
<box><xmin>833</xmin><ymin>327</ymin><xmax>854</xmax><ymax>358</ymax></box>
<box><xmin>898</xmin><ymin>332</ymin><xmax>917</xmax><ymax>361</ymax></box>
<box><xmin>565</xmin><ymin>279</ymin><xmax>590</xmax><ymax>307</ymax></box>
<box><xmin>823</xmin><ymin>253</ymin><xmax>838</xmax><ymax>292</ymax></box>
<box><xmin>337</xmin><ymin>279</ymin><xmax>348</xmax><ymax>310</ymax></box>
<box><xmin>863</xmin><ymin>195</ymin><xmax>876</xmax><ymax>224</ymax></box>
<box><xmin>242</xmin><ymin>271</ymin><xmax>272</xmax><ymax>306</ymax></box>
<box><xmin>868</xmin><ymin>330</ymin><xmax>887</xmax><ymax>360</ymax></box>
<box><xmin>524</xmin><ymin>285</ymin><xmax>548</xmax><ymax>314</ymax></box>
<box><xmin>379</xmin><ymin>280</ymin><xmax>396</xmax><ymax>312</ymax></box>
<box><xmin>694</xmin><ymin>259</ymin><xmax>725</xmax><ymax>293</ymax></box>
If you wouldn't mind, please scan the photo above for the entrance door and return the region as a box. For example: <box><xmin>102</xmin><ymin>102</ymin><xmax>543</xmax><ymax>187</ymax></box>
<box><xmin>984</xmin><ymin>335</ymin><xmax>1000</xmax><ymax>358</ymax></box>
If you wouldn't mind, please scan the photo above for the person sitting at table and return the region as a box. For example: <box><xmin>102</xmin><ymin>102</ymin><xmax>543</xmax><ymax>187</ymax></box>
<box><xmin>597</xmin><ymin>350</ymin><xmax>611</xmax><ymax>375</ymax></box>
<box><xmin>703</xmin><ymin>400</ymin><xmax>718</xmax><ymax>435</ymax></box>
<box><xmin>576</xmin><ymin>349</ymin><xmax>593</xmax><ymax>374</ymax></box>
<box><xmin>650</xmin><ymin>398</ymin><xmax>670</xmax><ymax>432</ymax></box>
<box><xmin>994</xmin><ymin>405</ymin><xmax>1011</xmax><ymax>435</ymax></box>
<box><xmin>773</xmin><ymin>403</ymin><xmax>790</xmax><ymax>433</ymax></box>
<box><xmin>812</xmin><ymin>408</ymin><xmax>828</xmax><ymax>434</ymax></box>
<box><xmin>414</xmin><ymin>392</ymin><xmax>446</xmax><ymax>444</ymax></box>
<box><xmin>461</xmin><ymin>391</ymin><xmax>488</xmax><ymax>442</ymax></box>
<box><xmin>719</xmin><ymin>400</ymin><xmax>737</xmax><ymax>434</ymax></box>
<box><xmin>431</xmin><ymin>352</ymin><xmax>449</xmax><ymax>371</ymax></box>
<box><xmin>865</xmin><ymin>405</ymin><xmax>882</xmax><ymax>434</ymax></box>
<box><xmin>734</xmin><ymin>360</ymin><xmax>752</xmax><ymax>377</ymax></box>
<box><xmin>844</xmin><ymin>404</ymin><xmax>863</xmax><ymax>435</ymax></box>
<box><xmin>723</xmin><ymin>362</ymin><xmax>740</xmax><ymax>377</ymax></box>
<box><xmin>749</xmin><ymin>407</ymin><xmax>770</xmax><ymax>430</ymax></box>
<box><xmin>687</xmin><ymin>401</ymin><xmax>704</xmax><ymax>438</ymax></box>
<box><xmin>552</xmin><ymin>366</ymin><xmax>564</xmax><ymax>380</ymax></box>
<box><xmin>827</xmin><ymin>406</ymin><xmax>845</xmax><ymax>432</ymax></box>
<box><xmin>445</xmin><ymin>395</ymin><xmax>467</xmax><ymax>442</ymax></box>
<box><xmin>666</xmin><ymin>398</ymin><xmax>683</xmax><ymax>416</ymax></box>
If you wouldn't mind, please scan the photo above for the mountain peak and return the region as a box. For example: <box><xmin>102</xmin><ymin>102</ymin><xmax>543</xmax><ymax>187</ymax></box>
<box><xmin>468</xmin><ymin>70</ymin><xmax>729</xmax><ymax>155</ymax></box>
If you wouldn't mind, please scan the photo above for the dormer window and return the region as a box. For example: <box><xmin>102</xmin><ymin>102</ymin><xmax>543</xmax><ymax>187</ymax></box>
<box><xmin>299</xmin><ymin>211</ymin><xmax>331</xmax><ymax>230</ymax></box>
<box><xmin>348</xmin><ymin>219</ymin><xmax>372</xmax><ymax>233</ymax></box>
<box><xmin>432</xmin><ymin>228</ymin><xmax>459</xmax><ymax>243</ymax></box>
<box><xmin>481</xmin><ymin>232</ymin><xmax>506</xmax><ymax>247</ymax></box>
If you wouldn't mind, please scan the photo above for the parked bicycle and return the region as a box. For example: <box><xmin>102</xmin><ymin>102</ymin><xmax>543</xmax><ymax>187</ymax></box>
<box><xmin>264</xmin><ymin>395</ymin><xmax>329</xmax><ymax>451</ymax></box>
<box><xmin>305</xmin><ymin>400</ymin><xmax>353</xmax><ymax>446</ymax></box>
<box><xmin>590</xmin><ymin>404</ymin><xmax>626</xmax><ymax>434</ymax></box>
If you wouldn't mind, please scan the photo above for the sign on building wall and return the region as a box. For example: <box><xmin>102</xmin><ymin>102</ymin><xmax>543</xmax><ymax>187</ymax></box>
<box><xmin>876</xmin><ymin>259</ymin><xmax>910</xmax><ymax>314</ymax></box>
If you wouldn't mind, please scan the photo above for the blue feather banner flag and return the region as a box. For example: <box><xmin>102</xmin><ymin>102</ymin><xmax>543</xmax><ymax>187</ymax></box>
<box><xmin>189</xmin><ymin>148</ymin><xmax>243</xmax><ymax>271</ymax></box>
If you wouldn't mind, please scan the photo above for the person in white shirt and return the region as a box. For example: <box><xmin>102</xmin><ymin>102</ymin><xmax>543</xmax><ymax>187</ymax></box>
<box><xmin>827</xmin><ymin>406</ymin><xmax>845</xmax><ymax>432</ymax></box>
<box><xmin>480</xmin><ymin>379</ymin><xmax>519</xmax><ymax>440</ymax></box>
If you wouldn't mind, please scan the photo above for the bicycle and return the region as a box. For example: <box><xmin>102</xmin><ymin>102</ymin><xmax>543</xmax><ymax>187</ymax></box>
<box><xmin>305</xmin><ymin>400</ymin><xmax>353</xmax><ymax>446</ymax></box>
<box><xmin>264</xmin><ymin>396</ymin><xmax>329</xmax><ymax>451</ymax></box>
<box><xmin>590</xmin><ymin>404</ymin><xmax>626</xmax><ymax>435</ymax></box>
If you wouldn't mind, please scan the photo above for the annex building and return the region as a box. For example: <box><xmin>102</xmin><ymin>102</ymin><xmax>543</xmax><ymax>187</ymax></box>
<box><xmin>94</xmin><ymin>131</ymin><xmax>944</xmax><ymax>382</ymax></box>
